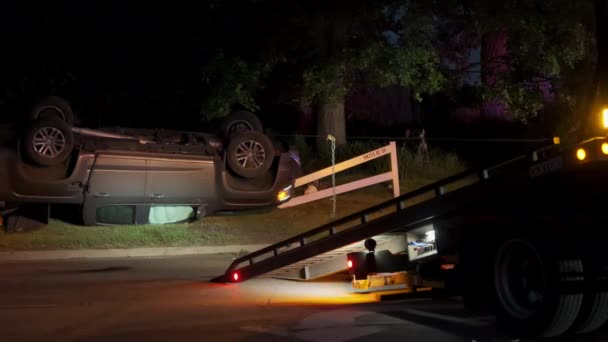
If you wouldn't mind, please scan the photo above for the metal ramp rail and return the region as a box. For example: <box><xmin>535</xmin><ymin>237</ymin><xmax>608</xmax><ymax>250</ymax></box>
<box><xmin>212</xmin><ymin>143</ymin><xmax>561</xmax><ymax>283</ymax></box>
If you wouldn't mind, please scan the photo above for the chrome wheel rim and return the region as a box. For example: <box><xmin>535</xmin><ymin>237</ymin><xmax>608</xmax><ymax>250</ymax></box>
<box><xmin>32</xmin><ymin>126</ymin><xmax>66</xmax><ymax>158</ymax></box>
<box><xmin>235</xmin><ymin>140</ymin><xmax>265</xmax><ymax>168</ymax></box>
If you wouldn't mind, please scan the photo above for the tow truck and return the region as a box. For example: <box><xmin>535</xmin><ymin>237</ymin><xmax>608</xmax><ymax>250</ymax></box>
<box><xmin>214</xmin><ymin>112</ymin><xmax>608</xmax><ymax>338</ymax></box>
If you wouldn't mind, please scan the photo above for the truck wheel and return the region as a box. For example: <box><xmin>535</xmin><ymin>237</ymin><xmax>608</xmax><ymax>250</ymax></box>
<box><xmin>571</xmin><ymin>259</ymin><xmax>608</xmax><ymax>334</ymax></box>
<box><xmin>572</xmin><ymin>292</ymin><xmax>608</xmax><ymax>334</ymax></box>
<box><xmin>29</xmin><ymin>96</ymin><xmax>74</xmax><ymax>125</ymax></box>
<box><xmin>220</xmin><ymin>110</ymin><xmax>263</xmax><ymax>138</ymax></box>
<box><xmin>226</xmin><ymin>131</ymin><xmax>274</xmax><ymax>179</ymax></box>
<box><xmin>494</xmin><ymin>238</ymin><xmax>583</xmax><ymax>337</ymax></box>
<box><xmin>23</xmin><ymin>117</ymin><xmax>74</xmax><ymax>166</ymax></box>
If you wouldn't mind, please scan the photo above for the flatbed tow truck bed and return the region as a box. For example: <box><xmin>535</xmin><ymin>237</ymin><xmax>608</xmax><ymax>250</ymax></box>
<box><xmin>214</xmin><ymin>136</ymin><xmax>608</xmax><ymax>338</ymax></box>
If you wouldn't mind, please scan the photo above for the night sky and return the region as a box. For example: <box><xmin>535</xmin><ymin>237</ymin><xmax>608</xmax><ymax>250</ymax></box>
<box><xmin>0</xmin><ymin>2</ymin><xmax>436</xmax><ymax>133</ymax></box>
<box><xmin>0</xmin><ymin>2</ymin><xmax>221</xmax><ymax>127</ymax></box>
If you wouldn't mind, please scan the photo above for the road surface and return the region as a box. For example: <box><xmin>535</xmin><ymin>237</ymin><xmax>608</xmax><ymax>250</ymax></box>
<box><xmin>0</xmin><ymin>254</ymin><xmax>605</xmax><ymax>341</ymax></box>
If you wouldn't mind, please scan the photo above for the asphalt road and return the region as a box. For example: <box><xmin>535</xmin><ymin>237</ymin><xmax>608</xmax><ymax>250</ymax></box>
<box><xmin>0</xmin><ymin>254</ymin><xmax>606</xmax><ymax>342</ymax></box>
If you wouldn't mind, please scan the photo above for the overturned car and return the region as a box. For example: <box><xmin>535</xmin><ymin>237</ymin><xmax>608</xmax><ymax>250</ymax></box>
<box><xmin>0</xmin><ymin>97</ymin><xmax>299</xmax><ymax>229</ymax></box>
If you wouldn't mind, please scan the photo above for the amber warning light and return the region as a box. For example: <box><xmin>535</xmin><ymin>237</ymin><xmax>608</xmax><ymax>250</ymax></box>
<box><xmin>277</xmin><ymin>185</ymin><xmax>293</xmax><ymax>202</ymax></box>
<box><xmin>576</xmin><ymin>148</ymin><xmax>586</xmax><ymax>161</ymax></box>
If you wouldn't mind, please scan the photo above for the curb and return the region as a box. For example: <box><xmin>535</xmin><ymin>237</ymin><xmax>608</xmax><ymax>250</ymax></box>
<box><xmin>0</xmin><ymin>244</ymin><xmax>268</xmax><ymax>263</ymax></box>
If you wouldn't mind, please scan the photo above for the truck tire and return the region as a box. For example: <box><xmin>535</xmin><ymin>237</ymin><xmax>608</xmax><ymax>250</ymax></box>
<box><xmin>571</xmin><ymin>259</ymin><xmax>608</xmax><ymax>334</ymax></box>
<box><xmin>29</xmin><ymin>96</ymin><xmax>74</xmax><ymax>125</ymax></box>
<box><xmin>494</xmin><ymin>238</ymin><xmax>583</xmax><ymax>337</ymax></box>
<box><xmin>572</xmin><ymin>292</ymin><xmax>608</xmax><ymax>334</ymax></box>
<box><xmin>220</xmin><ymin>110</ymin><xmax>263</xmax><ymax>138</ymax></box>
<box><xmin>226</xmin><ymin>131</ymin><xmax>274</xmax><ymax>179</ymax></box>
<box><xmin>23</xmin><ymin>117</ymin><xmax>74</xmax><ymax>166</ymax></box>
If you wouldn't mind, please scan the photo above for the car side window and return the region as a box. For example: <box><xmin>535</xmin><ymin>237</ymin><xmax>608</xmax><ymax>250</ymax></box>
<box><xmin>148</xmin><ymin>205</ymin><xmax>195</xmax><ymax>224</ymax></box>
<box><xmin>96</xmin><ymin>205</ymin><xmax>136</xmax><ymax>225</ymax></box>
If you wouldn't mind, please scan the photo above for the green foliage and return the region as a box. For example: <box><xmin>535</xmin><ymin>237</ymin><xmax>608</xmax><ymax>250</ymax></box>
<box><xmin>200</xmin><ymin>51</ymin><xmax>273</xmax><ymax>119</ymax></box>
<box><xmin>300</xmin><ymin>2</ymin><xmax>447</xmax><ymax>106</ymax></box>
<box><xmin>398</xmin><ymin>146</ymin><xmax>467</xmax><ymax>181</ymax></box>
<box><xmin>468</xmin><ymin>0</ymin><xmax>593</xmax><ymax>120</ymax></box>
<box><xmin>505</xmin><ymin>17</ymin><xmax>591</xmax><ymax>119</ymax></box>
<box><xmin>356</xmin><ymin>43</ymin><xmax>446</xmax><ymax>100</ymax></box>
<box><xmin>300</xmin><ymin>63</ymin><xmax>351</xmax><ymax>105</ymax></box>
<box><xmin>291</xmin><ymin>136</ymin><xmax>466</xmax><ymax>182</ymax></box>
<box><xmin>199</xmin><ymin>0</ymin><xmax>594</xmax><ymax>125</ymax></box>
<box><xmin>202</xmin><ymin>1</ymin><xmax>450</xmax><ymax>116</ymax></box>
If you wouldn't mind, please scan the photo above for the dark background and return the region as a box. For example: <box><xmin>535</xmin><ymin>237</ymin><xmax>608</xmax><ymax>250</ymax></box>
<box><xmin>0</xmin><ymin>1</ymin><xmax>559</xmax><ymax>166</ymax></box>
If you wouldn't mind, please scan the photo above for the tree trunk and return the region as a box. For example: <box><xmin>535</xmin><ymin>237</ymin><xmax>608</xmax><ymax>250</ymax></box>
<box><xmin>298</xmin><ymin>103</ymin><xmax>315</xmax><ymax>135</ymax></box>
<box><xmin>317</xmin><ymin>99</ymin><xmax>346</xmax><ymax>146</ymax></box>
<box><xmin>310</xmin><ymin>1</ymin><xmax>353</xmax><ymax>148</ymax></box>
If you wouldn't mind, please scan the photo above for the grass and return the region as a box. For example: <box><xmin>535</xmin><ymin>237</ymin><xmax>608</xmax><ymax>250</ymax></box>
<box><xmin>0</xmin><ymin>178</ymin><xmax>437</xmax><ymax>251</ymax></box>
<box><xmin>291</xmin><ymin>136</ymin><xmax>467</xmax><ymax>180</ymax></box>
<box><xmin>0</xmin><ymin>140</ymin><xmax>467</xmax><ymax>251</ymax></box>
<box><xmin>0</xmin><ymin>221</ymin><xmax>228</xmax><ymax>250</ymax></box>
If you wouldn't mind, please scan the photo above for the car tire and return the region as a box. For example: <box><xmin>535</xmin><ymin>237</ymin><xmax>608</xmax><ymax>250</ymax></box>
<box><xmin>220</xmin><ymin>110</ymin><xmax>263</xmax><ymax>138</ymax></box>
<box><xmin>226</xmin><ymin>131</ymin><xmax>274</xmax><ymax>179</ymax></box>
<box><xmin>28</xmin><ymin>96</ymin><xmax>75</xmax><ymax>125</ymax></box>
<box><xmin>23</xmin><ymin>117</ymin><xmax>74</xmax><ymax>166</ymax></box>
<box><xmin>494</xmin><ymin>238</ymin><xmax>583</xmax><ymax>337</ymax></box>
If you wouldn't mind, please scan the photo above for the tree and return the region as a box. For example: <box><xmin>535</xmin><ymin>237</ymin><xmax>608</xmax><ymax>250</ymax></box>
<box><xmin>200</xmin><ymin>0</ymin><xmax>445</xmax><ymax>145</ymax></box>
<box><xmin>439</xmin><ymin>0</ymin><xmax>593</xmax><ymax>123</ymax></box>
<box><xmin>200</xmin><ymin>0</ymin><xmax>594</xmax><ymax>143</ymax></box>
<box><xmin>298</xmin><ymin>1</ymin><xmax>446</xmax><ymax>145</ymax></box>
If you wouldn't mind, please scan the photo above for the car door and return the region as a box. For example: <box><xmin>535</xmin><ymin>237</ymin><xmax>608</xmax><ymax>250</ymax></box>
<box><xmin>82</xmin><ymin>153</ymin><xmax>147</xmax><ymax>225</ymax></box>
<box><xmin>145</xmin><ymin>156</ymin><xmax>215</xmax><ymax>206</ymax></box>
<box><xmin>2</xmin><ymin>148</ymin><xmax>93</xmax><ymax>203</ymax></box>
<box><xmin>144</xmin><ymin>156</ymin><xmax>215</xmax><ymax>224</ymax></box>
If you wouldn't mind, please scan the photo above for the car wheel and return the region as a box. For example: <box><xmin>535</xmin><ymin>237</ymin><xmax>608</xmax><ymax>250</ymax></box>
<box><xmin>23</xmin><ymin>117</ymin><xmax>74</xmax><ymax>166</ymax></box>
<box><xmin>226</xmin><ymin>131</ymin><xmax>274</xmax><ymax>179</ymax></box>
<box><xmin>220</xmin><ymin>110</ymin><xmax>263</xmax><ymax>138</ymax></box>
<box><xmin>494</xmin><ymin>238</ymin><xmax>583</xmax><ymax>337</ymax></box>
<box><xmin>29</xmin><ymin>96</ymin><xmax>75</xmax><ymax>125</ymax></box>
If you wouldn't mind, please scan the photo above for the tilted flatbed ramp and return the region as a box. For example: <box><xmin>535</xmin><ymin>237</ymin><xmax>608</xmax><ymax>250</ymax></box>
<box><xmin>213</xmin><ymin>140</ymin><xmax>580</xmax><ymax>283</ymax></box>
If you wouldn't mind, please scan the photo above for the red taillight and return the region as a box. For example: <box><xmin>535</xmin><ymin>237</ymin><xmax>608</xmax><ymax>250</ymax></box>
<box><xmin>347</xmin><ymin>259</ymin><xmax>353</xmax><ymax>269</ymax></box>
<box><xmin>440</xmin><ymin>264</ymin><xmax>455</xmax><ymax>270</ymax></box>
<box><xmin>232</xmin><ymin>272</ymin><xmax>240</xmax><ymax>282</ymax></box>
